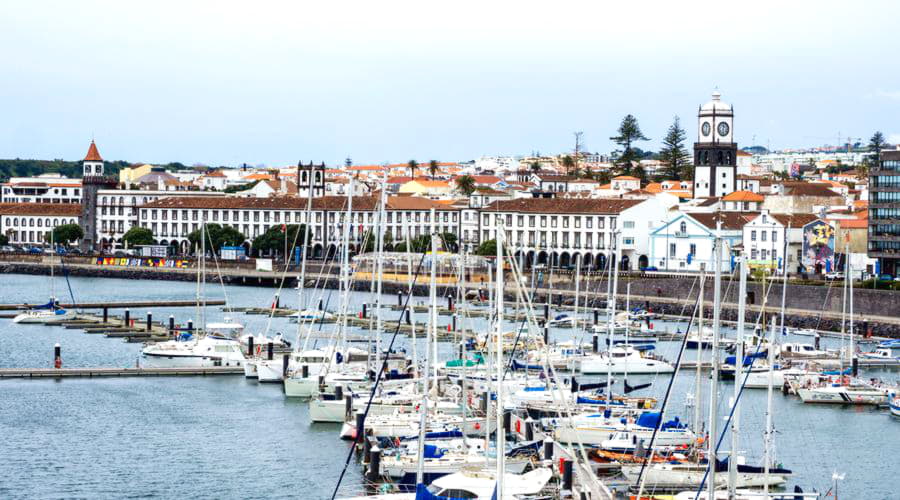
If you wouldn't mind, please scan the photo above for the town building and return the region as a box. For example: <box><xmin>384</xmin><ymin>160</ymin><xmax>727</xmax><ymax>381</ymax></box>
<box><xmin>0</xmin><ymin>203</ymin><xmax>82</xmax><ymax>246</ymax></box>
<box><xmin>869</xmin><ymin>149</ymin><xmax>900</xmax><ymax>276</ymax></box>
<box><xmin>1</xmin><ymin>174</ymin><xmax>82</xmax><ymax>204</ymax></box>
<box><xmin>478</xmin><ymin>198</ymin><xmax>644</xmax><ymax>270</ymax></box>
<box><xmin>649</xmin><ymin>212</ymin><xmax>755</xmax><ymax>272</ymax></box>
<box><xmin>741</xmin><ymin>210</ymin><xmax>818</xmax><ymax>273</ymax></box>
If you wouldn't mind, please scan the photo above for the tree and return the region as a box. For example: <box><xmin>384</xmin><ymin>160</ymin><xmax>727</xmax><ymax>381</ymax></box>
<box><xmin>561</xmin><ymin>155</ymin><xmax>575</xmax><ymax>175</ymax></box>
<box><xmin>658</xmin><ymin>116</ymin><xmax>691</xmax><ymax>180</ymax></box>
<box><xmin>407</xmin><ymin>159</ymin><xmax>419</xmax><ymax>178</ymax></box>
<box><xmin>188</xmin><ymin>223</ymin><xmax>249</xmax><ymax>254</ymax></box>
<box><xmin>428</xmin><ymin>160</ymin><xmax>439</xmax><ymax>179</ymax></box>
<box><xmin>475</xmin><ymin>239</ymin><xmax>497</xmax><ymax>256</ymax></box>
<box><xmin>438</xmin><ymin>232</ymin><xmax>458</xmax><ymax>253</ymax></box>
<box><xmin>361</xmin><ymin>228</ymin><xmax>394</xmax><ymax>253</ymax></box>
<box><xmin>250</xmin><ymin>224</ymin><xmax>307</xmax><ymax>257</ymax></box>
<box><xmin>0</xmin><ymin>233</ymin><xmax>9</xmax><ymax>246</ymax></box>
<box><xmin>863</xmin><ymin>131</ymin><xmax>886</xmax><ymax>180</ymax></box>
<box><xmin>530</xmin><ymin>161</ymin><xmax>541</xmax><ymax>173</ymax></box>
<box><xmin>394</xmin><ymin>234</ymin><xmax>432</xmax><ymax>253</ymax></box>
<box><xmin>122</xmin><ymin>226</ymin><xmax>154</xmax><ymax>247</ymax></box>
<box><xmin>455</xmin><ymin>175</ymin><xmax>477</xmax><ymax>196</ymax></box>
<box><xmin>610</xmin><ymin>114</ymin><xmax>649</xmax><ymax>175</ymax></box>
<box><xmin>50</xmin><ymin>224</ymin><xmax>84</xmax><ymax>247</ymax></box>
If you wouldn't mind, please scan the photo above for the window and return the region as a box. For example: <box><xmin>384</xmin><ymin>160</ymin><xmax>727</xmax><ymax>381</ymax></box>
<box><xmin>751</xmin><ymin>249</ymin><xmax>758</xmax><ymax>259</ymax></box>
<box><xmin>761</xmin><ymin>231</ymin><xmax>767</xmax><ymax>242</ymax></box>
<box><xmin>551</xmin><ymin>217</ymin><xmax>557</xmax><ymax>228</ymax></box>
<box><xmin>772</xmin><ymin>231</ymin><xmax>777</xmax><ymax>243</ymax></box>
<box><xmin>540</xmin><ymin>216</ymin><xmax>547</xmax><ymax>228</ymax></box>
<box><xmin>751</xmin><ymin>230</ymin><xmax>756</xmax><ymax>241</ymax></box>
<box><xmin>562</xmin><ymin>217</ymin><xmax>568</xmax><ymax>228</ymax></box>
<box><xmin>528</xmin><ymin>216</ymin><xmax>535</xmax><ymax>227</ymax></box>
<box><xmin>689</xmin><ymin>243</ymin><xmax>697</xmax><ymax>255</ymax></box>
<box><xmin>624</xmin><ymin>221</ymin><xmax>635</xmax><ymax>229</ymax></box>
<box><xmin>669</xmin><ymin>243</ymin><xmax>676</xmax><ymax>257</ymax></box>
<box><xmin>586</xmin><ymin>218</ymin><xmax>592</xmax><ymax>229</ymax></box>
<box><xmin>679</xmin><ymin>221</ymin><xmax>687</xmax><ymax>233</ymax></box>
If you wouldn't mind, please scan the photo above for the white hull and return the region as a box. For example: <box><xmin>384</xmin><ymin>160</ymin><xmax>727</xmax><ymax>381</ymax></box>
<box><xmin>243</xmin><ymin>361</ymin><xmax>258</xmax><ymax>379</ymax></box>
<box><xmin>13</xmin><ymin>309</ymin><xmax>76</xmax><ymax>324</ymax></box>
<box><xmin>890</xmin><ymin>399</ymin><xmax>900</xmax><ymax>417</ymax></box>
<box><xmin>381</xmin><ymin>455</ymin><xmax>529</xmax><ymax>480</ymax></box>
<box><xmin>620</xmin><ymin>463</ymin><xmax>788</xmax><ymax>489</ymax></box>
<box><xmin>579</xmin><ymin>358</ymin><xmax>674</xmax><ymax>374</ymax></box>
<box><xmin>141</xmin><ymin>353</ymin><xmax>242</xmax><ymax>369</ymax></box>
<box><xmin>256</xmin><ymin>359</ymin><xmax>284</xmax><ymax>383</ymax></box>
<box><xmin>554</xmin><ymin>424</ymin><xmax>694</xmax><ymax>447</ymax></box>
<box><xmin>797</xmin><ymin>386</ymin><xmax>890</xmax><ymax>405</ymax></box>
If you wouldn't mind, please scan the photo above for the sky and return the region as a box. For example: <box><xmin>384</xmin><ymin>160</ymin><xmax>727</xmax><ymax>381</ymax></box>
<box><xmin>2</xmin><ymin>0</ymin><xmax>900</xmax><ymax>167</ymax></box>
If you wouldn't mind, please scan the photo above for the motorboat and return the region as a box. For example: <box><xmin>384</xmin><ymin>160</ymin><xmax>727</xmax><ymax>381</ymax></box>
<box><xmin>141</xmin><ymin>334</ymin><xmax>246</xmax><ymax>368</ymax></box>
<box><xmin>546</xmin><ymin>313</ymin><xmax>577</xmax><ymax>328</ymax></box>
<box><xmin>684</xmin><ymin>327</ymin><xmax>736</xmax><ymax>350</ymax></box>
<box><xmin>796</xmin><ymin>376</ymin><xmax>894</xmax><ymax>405</ymax></box>
<box><xmin>787</xmin><ymin>327</ymin><xmax>818</xmax><ymax>337</ymax></box>
<box><xmin>891</xmin><ymin>395</ymin><xmax>900</xmax><ymax>417</ymax></box>
<box><xmin>288</xmin><ymin>309</ymin><xmax>336</xmax><ymax>323</ymax></box>
<box><xmin>379</xmin><ymin>445</ymin><xmax>532</xmax><ymax>487</ymax></box>
<box><xmin>550</xmin><ymin>411</ymin><xmax>695</xmax><ymax>447</ymax></box>
<box><xmin>578</xmin><ymin>345</ymin><xmax>674</xmax><ymax>374</ymax></box>
<box><xmin>781</xmin><ymin>342</ymin><xmax>835</xmax><ymax>360</ymax></box>
<box><xmin>862</xmin><ymin>347</ymin><xmax>900</xmax><ymax>365</ymax></box>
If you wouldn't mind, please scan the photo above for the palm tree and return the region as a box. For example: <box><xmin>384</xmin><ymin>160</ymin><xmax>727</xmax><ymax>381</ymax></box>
<box><xmin>455</xmin><ymin>175</ymin><xmax>476</xmax><ymax>196</ymax></box>
<box><xmin>562</xmin><ymin>155</ymin><xmax>575</xmax><ymax>175</ymax></box>
<box><xmin>428</xmin><ymin>160</ymin><xmax>439</xmax><ymax>179</ymax></box>
<box><xmin>407</xmin><ymin>160</ymin><xmax>419</xmax><ymax>178</ymax></box>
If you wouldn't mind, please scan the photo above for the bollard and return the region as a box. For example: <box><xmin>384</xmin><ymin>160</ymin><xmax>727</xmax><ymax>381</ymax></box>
<box><xmin>343</xmin><ymin>393</ymin><xmax>352</xmax><ymax>419</ymax></box>
<box><xmin>543</xmin><ymin>440</ymin><xmax>554</xmax><ymax>460</ymax></box>
<box><xmin>103</xmin><ymin>307</ymin><xmax>108</xmax><ymax>323</ymax></box>
<box><xmin>404</xmin><ymin>309</ymin><xmax>411</xmax><ymax>325</ymax></box>
<box><xmin>302</xmin><ymin>364</ymin><xmax>309</xmax><ymax>378</ymax></box>
<box><xmin>317</xmin><ymin>298</ymin><xmax>324</xmax><ymax>311</ymax></box>
<box><xmin>398</xmin><ymin>292</ymin><xmax>403</xmax><ymax>307</ymax></box>
<box><xmin>592</xmin><ymin>334</ymin><xmax>598</xmax><ymax>353</ymax></box>
<box><xmin>267</xmin><ymin>342</ymin><xmax>274</xmax><ymax>361</ymax></box>
<box><xmin>124</xmin><ymin>309</ymin><xmax>130</xmax><ymax>327</ymax></box>
<box><xmin>146</xmin><ymin>312</ymin><xmax>152</xmax><ymax>332</ymax></box>
<box><xmin>570</xmin><ymin>377</ymin><xmax>579</xmax><ymax>393</ymax></box>
<box><xmin>282</xmin><ymin>353</ymin><xmax>290</xmax><ymax>377</ymax></box>
<box><xmin>525</xmin><ymin>418</ymin><xmax>534</xmax><ymax>441</ymax></box>
<box><xmin>593</xmin><ymin>309</ymin><xmax>599</xmax><ymax>325</ymax></box>
<box><xmin>355</xmin><ymin>411</ymin><xmax>366</xmax><ymax>443</ymax></box>
<box><xmin>852</xmin><ymin>357</ymin><xmax>859</xmax><ymax>377</ymax></box>
<box><xmin>274</xmin><ymin>294</ymin><xmax>280</xmax><ymax>309</ymax></box>
<box><xmin>447</xmin><ymin>295</ymin><xmax>454</xmax><ymax>311</ymax></box>
<box><xmin>452</xmin><ymin>315</ymin><xmax>457</xmax><ymax>333</ymax></box>
<box><xmin>247</xmin><ymin>336</ymin><xmax>255</xmax><ymax>356</ymax></box>
<box><xmin>543</xmin><ymin>303</ymin><xmax>549</xmax><ymax>320</ymax></box>
<box><xmin>187</xmin><ymin>319</ymin><xmax>193</xmax><ymax>333</ymax></box>
<box><xmin>53</xmin><ymin>343</ymin><xmax>61</xmax><ymax>369</ymax></box>
<box><xmin>367</xmin><ymin>446</ymin><xmax>381</xmax><ymax>482</ymax></box>
<box><xmin>502</xmin><ymin>411</ymin><xmax>511</xmax><ymax>435</ymax></box>
<box><xmin>362</xmin><ymin>303</ymin><xmax>367</xmax><ymax>319</ymax></box>
<box><xmin>562</xmin><ymin>459</ymin><xmax>573</xmax><ymax>491</ymax></box>
<box><xmin>543</xmin><ymin>326</ymin><xmax>549</xmax><ymax>344</ymax></box>
<box><xmin>168</xmin><ymin>315</ymin><xmax>175</xmax><ymax>334</ymax></box>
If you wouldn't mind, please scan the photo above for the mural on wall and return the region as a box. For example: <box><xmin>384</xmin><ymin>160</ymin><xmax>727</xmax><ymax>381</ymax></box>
<box><xmin>802</xmin><ymin>220</ymin><xmax>835</xmax><ymax>273</ymax></box>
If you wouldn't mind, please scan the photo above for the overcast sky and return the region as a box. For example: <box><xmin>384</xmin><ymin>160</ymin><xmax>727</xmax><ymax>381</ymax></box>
<box><xmin>2</xmin><ymin>1</ymin><xmax>899</xmax><ymax>167</ymax></box>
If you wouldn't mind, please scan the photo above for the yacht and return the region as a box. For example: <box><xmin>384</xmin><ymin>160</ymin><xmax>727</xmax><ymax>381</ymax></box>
<box><xmin>141</xmin><ymin>333</ymin><xmax>246</xmax><ymax>368</ymax></box>
<box><xmin>12</xmin><ymin>306</ymin><xmax>75</xmax><ymax>324</ymax></box>
<box><xmin>890</xmin><ymin>395</ymin><xmax>900</xmax><ymax>417</ymax></box>
<box><xmin>620</xmin><ymin>459</ymin><xmax>791</xmax><ymax>489</ymax></box>
<box><xmin>578</xmin><ymin>345</ymin><xmax>674</xmax><ymax>374</ymax></box>
<box><xmin>796</xmin><ymin>377</ymin><xmax>894</xmax><ymax>405</ymax></box>
<box><xmin>781</xmin><ymin>342</ymin><xmax>834</xmax><ymax>360</ymax></box>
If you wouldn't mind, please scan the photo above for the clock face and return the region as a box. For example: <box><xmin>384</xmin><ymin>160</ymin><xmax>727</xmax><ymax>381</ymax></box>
<box><xmin>717</xmin><ymin>122</ymin><xmax>730</xmax><ymax>137</ymax></box>
<box><xmin>701</xmin><ymin>122</ymin><xmax>711</xmax><ymax>136</ymax></box>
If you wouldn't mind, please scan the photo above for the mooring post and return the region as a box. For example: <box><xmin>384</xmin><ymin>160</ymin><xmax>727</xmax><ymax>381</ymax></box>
<box><xmin>282</xmin><ymin>353</ymin><xmax>290</xmax><ymax>377</ymax></box>
<box><xmin>168</xmin><ymin>315</ymin><xmax>175</xmax><ymax>335</ymax></box>
<box><xmin>248</xmin><ymin>336</ymin><xmax>254</xmax><ymax>356</ymax></box>
<box><xmin>562</xmin><ymin>459</ymin><xmax>573</xmax><ymax>491</ymax></box>
<box><xmin>367</xmin><ymin>446</ymin><xmax>381</xmax><ymax>483</ymax></box>
<box><xmin>54</xmin><ymin>343</ymin><xmax>61</xmax><ymax>369</ymax></box>
<box><xmin>267</xmin><ymin>342</ymin><xmax>274</xmax><ymax>361</ymax></box>
<box><xmin>146</xmin><ymin>311</ymin><xmax>152</xmax><ymax>332</ymax></box>
<box><xmin>103</xmin><ymin>307</ymin><xmax>108</xmax><ymax>323</ymax></box>
<box><xmin>124</xmin><ymin>308</ymin><xmax>130</xmax><ymax>327</ymax></box>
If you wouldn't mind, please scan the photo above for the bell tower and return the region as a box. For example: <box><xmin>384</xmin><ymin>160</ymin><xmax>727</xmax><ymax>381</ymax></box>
<box><xmin>693</xmin><ymin>91</ymin><xmax>738</xmax><ymax>199</ymax></box>
<box><xmin>83</xmin><ymin>140</ymin><xmax>104</xmax><ymax>176</ymax></box>
<box><xmin>79</xmin><ymin>140</ymin><xmax>117</xmax><ymax>253</ymax></box>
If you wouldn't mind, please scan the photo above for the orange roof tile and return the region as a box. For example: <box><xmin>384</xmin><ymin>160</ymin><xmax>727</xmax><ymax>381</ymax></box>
<box><xmin>83</xmin><ymin>141</ymin><xmax>103</xmax><ymax>162</ymax></box>
<box><xmin>721</xmin><ymin>190</ymin><xmax>764</xmax><ymax>202</ymax></box>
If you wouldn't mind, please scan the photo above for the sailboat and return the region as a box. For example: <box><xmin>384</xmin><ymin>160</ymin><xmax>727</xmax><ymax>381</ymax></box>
<box><xmin>13</xmin><ymin>239</ymin><xmax>75</xmax><ymax>324</ymax></box>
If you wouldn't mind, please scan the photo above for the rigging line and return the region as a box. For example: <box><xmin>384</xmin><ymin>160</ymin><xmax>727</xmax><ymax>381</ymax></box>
<box><xmin>329</xmin><ymin>244</ymin><xmax>430</xmax><ymax>500</ymax></box>
<box><xmin>692</xmin><ymin>341</ymin><xmax>767</xmax><ymax>500</ymax></box>
<box><xmin>634</xmin><ymin>286</ymin><xmax>703</xmax><ymax>496</ymax></box>
<box><xmin>58</xmin><ymin>255</ymin><xmax>78</xmax><ymax>308</ymax></box>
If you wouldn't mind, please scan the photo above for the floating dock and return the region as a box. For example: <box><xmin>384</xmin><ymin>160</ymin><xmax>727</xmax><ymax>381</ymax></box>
<box><xmin>0</xmin><ymin>366</ymin><xmax>244</xmax><ymax>378</ymax></box>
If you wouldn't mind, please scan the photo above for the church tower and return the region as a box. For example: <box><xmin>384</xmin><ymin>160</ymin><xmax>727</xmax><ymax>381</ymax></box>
<box><xmin>693</xmin><ymin>91</ymin><xmax>738</xmax><ymax>199</ymax></box>
<box><xmin>79</xmin><ymin>140</ymin><xmax>117</xmax><ymax>253</ymax></box>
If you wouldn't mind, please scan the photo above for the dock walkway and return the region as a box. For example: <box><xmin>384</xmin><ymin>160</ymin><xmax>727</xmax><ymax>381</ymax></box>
<box><xmin>0</xmin><ymin>366</ymin><xmax>244</xmax><ymax>378</ymax></box>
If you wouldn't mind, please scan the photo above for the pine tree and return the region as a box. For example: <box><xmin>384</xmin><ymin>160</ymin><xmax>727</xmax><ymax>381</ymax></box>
<box><xmin>610</xmin><ymin>114</ymin><xmax>649</xmax><ymax>175</ymax></box>
<box><xmin>658</xmin><ymin>116</ymin><xmax>691</xmax><ymax>180</ymax></box>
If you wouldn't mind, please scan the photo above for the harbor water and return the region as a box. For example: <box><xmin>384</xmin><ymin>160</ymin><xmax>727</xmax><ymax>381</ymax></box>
<box><xmin>1</xmin><ymin>273</ymin><xmax>898</xmax><ymax>499</ymax></box>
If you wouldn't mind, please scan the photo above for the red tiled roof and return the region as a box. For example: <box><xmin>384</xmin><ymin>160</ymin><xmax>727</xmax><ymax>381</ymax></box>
<box><xmin>139</xmin><ymin>195</ymin><xmax>454</xmax><ymax>212</ymax></box>
<box><xmin>483</xmin><ymin>198</ymin><xmax>642</xmax><ymax>214</ymax></box>
<box><xmin>690</xmin><ymin>212</ymin><xmax>758</xmax><ymax>230</ymax></box>
<box><xmin>83</xmin><ymin>141</ymin><xmax>103</xmax><ymax>162</ymax></box>
<box><xmin>770</xmin><ymin>213</ymin><xmax>819</xmax><ymax>227</ymax></box>
<box><xmin>721</xmin><ymin>190</ymin><xmax>764</xmax><ymax>202</ymax></box>
<box><xmin>0</xmin><ymin>203</ymin><xmax>82</xmax><ymax>216</ymax></box>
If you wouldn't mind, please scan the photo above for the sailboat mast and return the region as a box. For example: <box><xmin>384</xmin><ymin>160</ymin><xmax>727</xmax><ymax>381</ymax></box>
<box><xmin>848</xmin><ymin>241</ymin><xmax>854</xmax><ymax>375</ymax></box>
<box><xmin>374</xmin><ymin>176</ymin><xmax>387</xmax><ymax>370</ymax></box>
<box><xmin>763</xmin><ymin>317</ymin><xmax>777</xmax><ymax>497</ymax></box>
<box><xmin>606</xmin><ymin>239</ymin><xmax>618</xmax><ymax>408</ymax></box>
<box><xmin>495</xmin><ymin>227</ymin><xmax>505</xmax><ymax>499</ymax></box>
<box><xmin>729</xmin><ymin>252</ymin><xmax>747</xmax><ymax>500</ymax></box>
<box><xmin>573</xmin><ymin>254</ymin><xmax>581</xmax><ymax>327</ymax></box>
<box><xmin>624</xmin><ymin>282</ymin><xmax>630</xmax><ymax>388</ymax></box>
<box><xmin>429</xmin><ymin>208</ymin><xmax>438</xmax><ymax>385</ymax></box>
<box><xmin>693</xmin><ymin>271</ymin><xmax>706</xmax><ymax>437</ymax></box>
<box><xmin>200</xmin><ymin>222</ymin><xmax>206</xmax><ymax>332</ymax></box>
<box><xmin>707</xmin><ymin>220</ymin><xmax>723</xmax><ymax>498</ymax></box>
<box><xmin>295</xmin><ymin>163</ymin><xmax>315</xmax><ymax>350</ymax></box>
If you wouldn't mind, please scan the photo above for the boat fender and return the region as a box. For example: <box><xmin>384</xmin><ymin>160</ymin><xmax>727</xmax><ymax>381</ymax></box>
<box><xmin>515</xmin><ymin>419</ymin><xmax>521</xmax><ymax>434</ymax></box>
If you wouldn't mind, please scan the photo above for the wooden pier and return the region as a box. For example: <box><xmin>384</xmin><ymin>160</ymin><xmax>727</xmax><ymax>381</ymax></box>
<box><xmin>0</xmin><ymin>299</ymin><xmax>225</xmax><ymax>311</ymax></box>
<box><xmin>0</xmin><ymin>366</ymin><xmax>244</xmax><ymax>378</ymax></box>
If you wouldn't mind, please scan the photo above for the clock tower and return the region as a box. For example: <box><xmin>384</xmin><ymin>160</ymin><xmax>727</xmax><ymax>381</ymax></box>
<box><xmin>693</xmin><ymin>91</ymin><xmax>738</xmax><ymax>199</ymax></box>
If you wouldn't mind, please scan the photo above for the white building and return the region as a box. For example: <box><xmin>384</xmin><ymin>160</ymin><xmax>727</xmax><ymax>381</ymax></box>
<box><xmin>136</xmin><ymin>195</ymin><xmax>460</xmax><ymax>256</ymax></box>
<box><xmin>649</xmin><ymin>212</ymin><xmax>755</xmax><ymax>272</ymax></box>
<box><xmin>1</xmin><ymin>174</ymin><xmax>82</xmax><ymax>204</ymax></box>
<box><xmin>741</xmin><ymin>210</ymin><xmax>818</xmax><ymax>273</ymax></box>
<box><xmin>479</xmin><ymin>198</ymin><xmax>644</xmax><ymax>270</ymax></box>
<box><xmin>0</xmin><ymin>203</ymin><xmax>82</xmax><ymax>246</ymax></box>
<box><xmin>617</xmin><ymin>197</ymin><xmax>678</xmax><ymax>270</ymax></box>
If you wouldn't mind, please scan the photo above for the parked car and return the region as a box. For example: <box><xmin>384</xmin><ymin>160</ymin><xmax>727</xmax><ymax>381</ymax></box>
<box><xmin>0</xmin><ymin>245</ymin><xmax>15</xmax><ymax>253</ymax></box>
<box><xmin>27</xmin><ymin>247</ymin><xmax>42</xmax><ymax>254</ymax></box>
<box><xmin>825</xmin><ymin>271</ymin><xmax>844</xmax><ymax>281</ymax></box>
<box><xmin>640</xmin><ymin>266</ymin><xmax>659</xmax><ymax>272</ymax></box>
<box><xmin>878</xmin><ymin>273</ymin><xmax>894</xmax><ymax>281</ymax></box>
